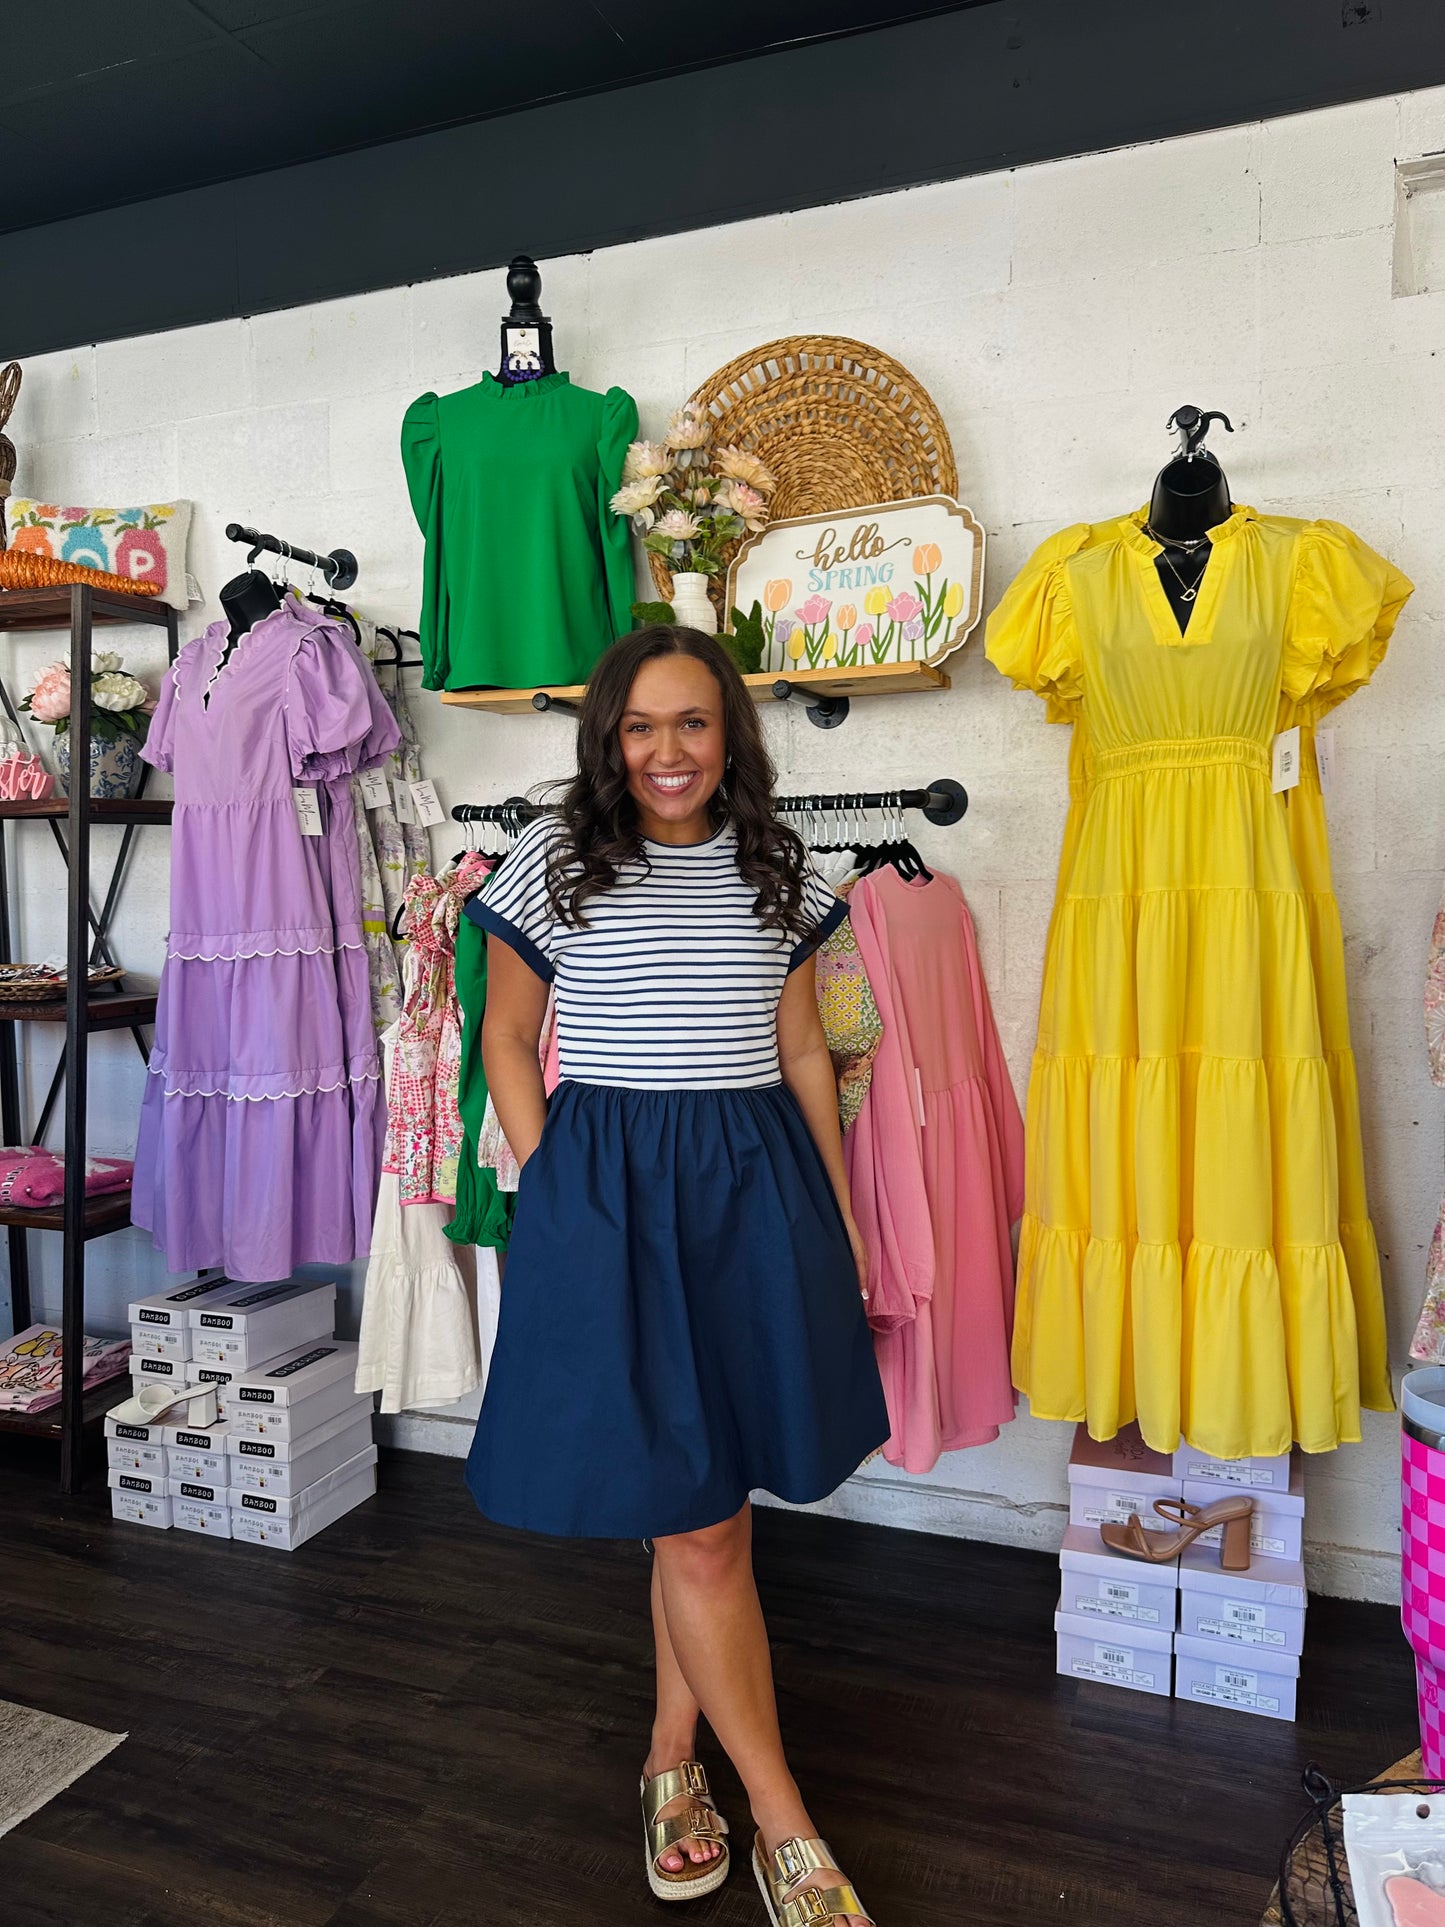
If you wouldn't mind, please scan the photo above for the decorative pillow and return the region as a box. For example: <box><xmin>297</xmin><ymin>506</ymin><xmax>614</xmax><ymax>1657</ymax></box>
<box><xmin>7</xmin><ymin>499</ymin><xmax>193</xmax><ymax>610</ymax></box>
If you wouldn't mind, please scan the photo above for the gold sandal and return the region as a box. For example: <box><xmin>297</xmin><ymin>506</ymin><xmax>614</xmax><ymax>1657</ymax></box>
<box><xmin>641</xmin><ymin>1759</ymin><xmax>730</xmax><ymax>1902</ymax></box>
<box><xmin>753</xmin><ymin>1833</ymin><xmax>875</xmax><ymax>1926</ymax></box>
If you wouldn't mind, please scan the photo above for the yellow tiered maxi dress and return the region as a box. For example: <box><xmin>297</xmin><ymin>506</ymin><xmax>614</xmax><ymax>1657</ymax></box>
<box><xmin>986</xmin><ymin>506</ymin><xmax>1411</xmax><ymax>1458</ymax></box>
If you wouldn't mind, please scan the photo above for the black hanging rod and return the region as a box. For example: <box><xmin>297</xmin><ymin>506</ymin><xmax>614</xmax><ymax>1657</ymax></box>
<box><xmin>451</xmin><ymin>779</ymin><xmax>968</xmax><ymax>829</ymax></box>
<box><xmin>225</xmin><ymin>522</ymin><xmax>359</xmax><ymax>592</ymax></box>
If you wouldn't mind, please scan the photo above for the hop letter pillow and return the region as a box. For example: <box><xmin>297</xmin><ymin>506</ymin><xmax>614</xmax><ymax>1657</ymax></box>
<box><xmin>7</xmin><ymin>500</ymin><xmax>192</xmax><ymax>609</ymax></box>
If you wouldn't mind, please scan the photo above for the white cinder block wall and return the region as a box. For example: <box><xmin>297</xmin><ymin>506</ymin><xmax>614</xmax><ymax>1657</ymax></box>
<box><xmin>8</xmin><ymin>88</ymin><xmax>1445</xmax><ymax>1601</ymax></box>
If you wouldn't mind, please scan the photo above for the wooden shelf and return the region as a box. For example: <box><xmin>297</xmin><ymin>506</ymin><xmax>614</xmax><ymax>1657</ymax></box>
<box><xmin>0</xmin><ymin>1373</ymin><xmax>130</xmax><ymax>1439</ymax></box>
<box><xmin>0</xmin><ymin>586</ymin><xmax>174</xmax><ymax>632</ymax></box>
<box><xmin>0</xmin><ymin>797</ymin><xmax>173</xmax><ymax>822</ymax></box>
<box><xmin>0</xmin><ymin>991</ymin><xmax>156</xmax><ymax>1029</ymax></box>
<box><xmin>440</xmin><ymin>658</ymin><xmax>952</xmax><ymax>714</ymax></box>
<box><xmin>0</xmin><ymin>1186</ymin><xmax>133</xmax><ymax>1237</ymax></box>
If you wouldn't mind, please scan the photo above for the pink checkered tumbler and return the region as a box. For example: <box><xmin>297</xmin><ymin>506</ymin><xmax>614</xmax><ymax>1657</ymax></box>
<box><xmin>1401</xmin><ymin>1368</ymin><xmax>1445</xmax><ymax>1775</ymax></box>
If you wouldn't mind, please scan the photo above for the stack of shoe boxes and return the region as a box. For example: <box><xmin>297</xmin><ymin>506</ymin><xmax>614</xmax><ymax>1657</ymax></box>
<box><xmin>107</xmin><ymin>1278</ymin><xmax>375</xmax><ymax>1546</ymax></box>
<box><xmin>1055</xmin><ymin>1425</ymin><xmax>1180</xmax><ymax>1697</ymax></box>
<box><xmin>221</xmin><ymin>1342</ymin><xmax>378</xmax><ymax>1549</ymax></box>
<box><xmin>1170</xmin><ymin>1442</ymin><xmax>1306</xmax><ymax>1723</ymax></box>
<box><xmin>1055</xmin><ymin>1425</ymin><xmax>1306</xmax><ymax>1719</ymax></box>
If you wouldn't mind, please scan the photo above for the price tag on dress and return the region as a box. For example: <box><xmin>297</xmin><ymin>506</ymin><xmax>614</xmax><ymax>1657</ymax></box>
<box><xmin>1314</xmin><ymin>727</ymin><xmax>1337</xmax><ymax>795</ymax></box>
<box><xmin>359</xmin><ymin>768</ymin><xmax>391</xmax><ymax>810</ymax></box>
<box><xmin>1271</xmin><ymin>726</ymin><xmax>1301</xmax><ymax>794</ymax></box>
<box><xmin>391</xmin><ymin>778</ymin><xmax>416</xmax><ymax>824</ymax></box>
<box><xmin>409</xmin><ymin>780</ymin><xmax>445</xmax><ymax>828</ymax></box>
<box><xmin>292</xmin><ymin>787</ymin><xmax>324</xmax><ymax>836</ymax></box>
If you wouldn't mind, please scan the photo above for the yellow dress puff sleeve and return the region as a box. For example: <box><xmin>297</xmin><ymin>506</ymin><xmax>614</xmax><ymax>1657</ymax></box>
<box><xmin>1283</xmin><ymin>519</ymin><xmax>1414</xmax><ymax>720</ymax></box>
<box><xmin>983</xmin><ymin>525</ymin><xmax>1090</xmax><ymax>724</ymax></box>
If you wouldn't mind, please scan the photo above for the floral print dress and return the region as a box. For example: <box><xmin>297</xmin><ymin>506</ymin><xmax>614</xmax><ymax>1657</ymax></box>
<box><xmin>352</xmin><ymin>617</ymin><xmax>433</xmax><ymax>1032</ymax></box>
<box><xmin>384</xmin><ymin>854</ymin><xmax>491</xmax><ymax>1206</ymax></box>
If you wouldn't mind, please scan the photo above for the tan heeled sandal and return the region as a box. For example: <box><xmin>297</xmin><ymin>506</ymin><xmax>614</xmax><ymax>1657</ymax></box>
<box><xmin>1099</xmin><ymin>1493</ymin><xmax>1254</xmax><ymax>1571</ymax></box>
<box><xmin>641</xmin><ymin>1760</ymin><xmax>730</xmax><ymax>1902</ymax></box>
<box><xmin>753</xmin><ymin>1833</ymin><xmax>875</xmax><ymax>1926</ymax></box>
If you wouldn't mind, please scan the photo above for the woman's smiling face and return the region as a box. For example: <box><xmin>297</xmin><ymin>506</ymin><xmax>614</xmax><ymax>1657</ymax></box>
<box><xmin>619</xmin><ymin>651</ymin><xmax>726</xmax><ymax>844</ymax></box>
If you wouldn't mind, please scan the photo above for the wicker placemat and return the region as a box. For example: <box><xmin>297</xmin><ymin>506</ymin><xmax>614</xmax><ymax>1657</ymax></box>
<box><xmin>1262</xmin><ymin>1750</ymin><xmax>1424</xmax><ymax>1925</ymax></box>
<box><xmin>648</xmin><ymin>334</ymin><xmax>958</xmax><ymax>610</ymax></box>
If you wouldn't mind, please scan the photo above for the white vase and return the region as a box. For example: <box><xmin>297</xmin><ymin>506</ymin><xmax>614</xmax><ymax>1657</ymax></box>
<box><xmin>670</xmin><ymin>572</ymin><xmax>718</xmax><ymax>636</ymax></box>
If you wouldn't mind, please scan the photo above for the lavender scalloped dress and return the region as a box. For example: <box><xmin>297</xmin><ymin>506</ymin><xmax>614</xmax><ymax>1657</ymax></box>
<box><xmin>132</xmin><ymin>597</ymin><xmax>400</xmax><ymax>1281</ymax></box>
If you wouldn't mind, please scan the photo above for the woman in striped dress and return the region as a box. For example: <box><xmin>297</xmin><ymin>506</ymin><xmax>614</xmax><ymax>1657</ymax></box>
<box><xmin>465</xmin><ymin>626</ymin><xmax>886</xmax><ymax>1926</ymax></box>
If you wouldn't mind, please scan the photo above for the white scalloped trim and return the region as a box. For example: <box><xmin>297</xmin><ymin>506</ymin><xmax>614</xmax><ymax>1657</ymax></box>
<box><xmin>148</xmin><ymin>1064</ymin><xmax>381</xmax><ymax>1102</ymax></box>
<box><xmin>165</xmin><ymin>939</ymin><xmax>366</xmax><ymax>962</ymax></box>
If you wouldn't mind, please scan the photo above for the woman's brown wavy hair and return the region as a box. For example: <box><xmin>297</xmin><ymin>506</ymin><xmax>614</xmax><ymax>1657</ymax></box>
<box><xmin>541</xmin><ymin>625</ymin><xmax>812</xmax><ymax>937</ymax></box>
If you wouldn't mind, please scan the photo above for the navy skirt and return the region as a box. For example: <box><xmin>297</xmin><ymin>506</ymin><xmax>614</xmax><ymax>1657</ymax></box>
<box><xmin>466</xmin><ymin>1080</ymin><xmax>889</xmax><ymax>1539</ymax></box>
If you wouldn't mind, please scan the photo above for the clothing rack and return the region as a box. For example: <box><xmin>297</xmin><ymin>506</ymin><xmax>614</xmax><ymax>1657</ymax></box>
<box><xmin>224</xmin><ymin>522</ymin><xmax>358</xmax><ymax>592</ymax></box>
<box><xmin>451</xmin><ymin>779</ymin><xmax>969</xmax><ymax>829</ymax></box>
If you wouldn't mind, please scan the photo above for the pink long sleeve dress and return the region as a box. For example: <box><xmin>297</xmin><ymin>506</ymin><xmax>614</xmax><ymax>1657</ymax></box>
<box><xmin>844</xmin><ymin>866</ymin><xmax>1025</xmax><ymax>1472</ymax></box>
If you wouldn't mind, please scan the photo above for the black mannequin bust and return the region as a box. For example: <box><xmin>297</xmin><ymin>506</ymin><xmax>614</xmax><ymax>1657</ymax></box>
<box><xmin>497</xmin><ymin>255</ymin><xmax>557</xmax><ymax>385</ymax></box>
<box><xmin>212</xmin><ymin>567</ymin><xmax>284</xmax><ymax>691</ymax></box>
<box><xmin>219</xmin><ymin>567</ymin><xmax>283</xmax><ymax>642</ymax></box>
<box><xmin>1146</xmin><ymin>406</ymin><xmax>1234</xmax><ymax>631</ymax></box>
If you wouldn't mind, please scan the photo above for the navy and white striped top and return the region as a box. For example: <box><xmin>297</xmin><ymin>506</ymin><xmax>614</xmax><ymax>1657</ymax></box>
<box><xmin>466</xmin><ymin>816</ymin><xmax>847</xmax><ymax>1091</ymax></box>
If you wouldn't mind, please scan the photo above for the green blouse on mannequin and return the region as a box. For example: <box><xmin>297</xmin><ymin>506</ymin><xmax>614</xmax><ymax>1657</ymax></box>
<box><xmin>401</xmin><ymin>372</ymin><xmax>639</xmax><ymax>692</ymax></box>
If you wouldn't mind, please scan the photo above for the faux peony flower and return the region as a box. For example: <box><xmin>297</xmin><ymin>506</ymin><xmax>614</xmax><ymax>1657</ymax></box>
<box><xmin>92</xmin><ymin>651</ymin><xmax>122</xmax><ymax>675</ymax></box>
<box><xmin>93</xmin><ymin>672</ymin><xmax>149</xmax><ymax>713</ymax></box>
<box><xmin>26</xmin><ymin>664</ymin><xmax>71</xmax><ymax>723</ymax></box>
<box><xmin>654</xmin><ymin>509</ymin><xmax>701</xmax><ymax>541</ymax></box>
<box><xmin>796</xmin><ymin>593</ymin><xmax>832</xmax><ymax>626</ymax></box>
<box><xmin>665</xmin><ymin>406</ymin><xmax>710</xmax><ymax>451</ymax></box>
<box><xmin>622</xmin><ymin>439</ymin><xmax>672</xmax><ymax>483</ymax></box>
<box><xmin>609</xmin><ymin>475</ymin><xmax>666</xmax><ymax>519</ymax></box>
<box><xmin>886</xmin><ymin>591</ymin><xmax>923</xmax><ymax>623</ymax></box>
<box><xmin>715</xmin><ymin>445</ymin><xmax>777</xmax><ymax>493</ymax></box>
<box><xmin>717</xmin><ymin>480</ymin><xmax>768</xmax><ymax>530</ymax></box>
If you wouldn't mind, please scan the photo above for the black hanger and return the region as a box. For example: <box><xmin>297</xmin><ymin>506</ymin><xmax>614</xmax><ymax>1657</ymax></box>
<box><xmin>305</xmin><ymin>587</ymin><xmax>362</xmax><ymax>647</ymax></box>
<box><xmin>374</xmin><ymin>624</ymin><xmax>425</xmax><ymax>671</ymax></box>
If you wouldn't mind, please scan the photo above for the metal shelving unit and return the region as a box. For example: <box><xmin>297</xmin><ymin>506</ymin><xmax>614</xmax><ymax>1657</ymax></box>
<box><xmin>0</xmin><ymin>583</ymin><xmax>178</xmax><ymax>1491</ymax></box>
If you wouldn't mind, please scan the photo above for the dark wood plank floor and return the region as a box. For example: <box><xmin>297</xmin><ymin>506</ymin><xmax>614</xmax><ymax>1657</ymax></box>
<box><xmin>0</xmin><ymin>1441</ymin><xmax>1419</xmax><ymax>1927</ymax></box>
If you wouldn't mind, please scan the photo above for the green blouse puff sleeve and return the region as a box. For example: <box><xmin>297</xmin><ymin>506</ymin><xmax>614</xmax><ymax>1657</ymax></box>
<box><xmin>599</xmin><ymin>385</ymin><xmax>640</xmax><ymax>639</ymax></box>
<box><xmin>445</xmin><ymin>913</ymin><xmax>514</xmax><ymax>1251</ymax></box>
<box><xmin>400</xmin><ymin>391</ymin><xmax>451</xmax><ymax>691</ymax></box>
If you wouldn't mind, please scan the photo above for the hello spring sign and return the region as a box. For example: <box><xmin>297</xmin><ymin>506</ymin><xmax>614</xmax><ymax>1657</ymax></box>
<box><xmin>726</xmin><ymin>495</ymin><xmax>985</xmax><ymax>674</ymax></box>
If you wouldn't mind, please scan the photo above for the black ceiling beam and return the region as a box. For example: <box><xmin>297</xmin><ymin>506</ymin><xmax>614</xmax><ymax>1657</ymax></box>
<box><xmin>4</xmin><ymin>0</ymin><xmax>1444</xmax><ymax>358</ymax></box>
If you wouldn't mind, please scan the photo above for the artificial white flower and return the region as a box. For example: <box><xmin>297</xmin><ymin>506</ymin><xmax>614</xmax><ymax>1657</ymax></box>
<box><xmin>622</xmin><ymin>439</ymin><xmax>672</xmax><ymax>482</ymax></box>
<box><xmin>654</xmin><ymin>509</ymin><xmax>701</xmax><ymax>541</ymax></box>
<box><xmin>91</xmin><ymin>650</ymin><xmax>123</xmax><ymax>675</ymax></box>
<box><xmin>716</xmin><ymin>480</ymin><xmax>769</xmax><ymax>531</ymax></box>
<box><xmin>665</xmin><ymin>406</ymin><xmax>710</xmax><ymax>451</ymax></box>
<box><xmin>714</xmin><ymin>445</ymin><xmax>777</xmax><ymax>493</ymax></box>
<box><xmin>609</xmin><ymin>475</ymin><xmax>666</xmax><ymax>518</ymax></box>
<box><xmin>92</xmin><ymin>672</ymin><xmax>148</xmax><ymax>712</ymax></box>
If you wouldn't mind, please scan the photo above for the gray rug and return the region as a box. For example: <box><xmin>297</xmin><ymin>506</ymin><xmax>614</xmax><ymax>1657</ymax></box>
<box><xmin>0</xmin><ymin>1697</ymin><xmax>125</xmax><ymax>1838</ymax></box>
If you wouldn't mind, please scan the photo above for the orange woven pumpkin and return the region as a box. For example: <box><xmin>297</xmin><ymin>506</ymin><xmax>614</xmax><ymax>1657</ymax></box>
<box><xmin>0</xmin><ymin>550</ymin><xmax>159</xmax><ymax>597</ymax></box>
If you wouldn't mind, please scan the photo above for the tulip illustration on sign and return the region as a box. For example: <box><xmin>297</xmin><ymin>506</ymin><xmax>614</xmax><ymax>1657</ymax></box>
<box><xmin>793</xmin><ymin>593</ymin><xmax>833</xmax><ymax>667</ymax></box>
<box><xmin>727</xmin><ymin>494</ymin><xmax>987</xmax><ymax>671</ymax></box>
<box><xmin>760</xmin><ymin>577</ymin><xmax>793</xmax><ymax>653</ymax></box>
